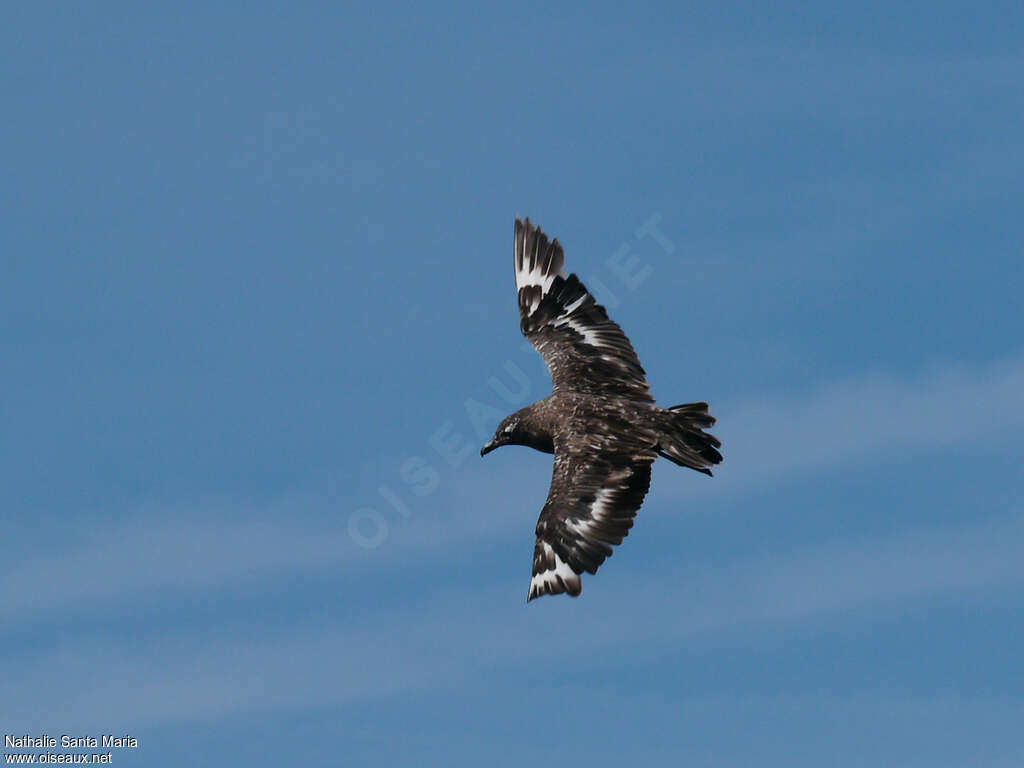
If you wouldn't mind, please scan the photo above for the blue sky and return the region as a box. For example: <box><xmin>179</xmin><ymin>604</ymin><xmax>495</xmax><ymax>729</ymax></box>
<box><xmin>2</xmin><ymin>2</ymin><xmax>1023</xmax><ymax>765</ymax></box>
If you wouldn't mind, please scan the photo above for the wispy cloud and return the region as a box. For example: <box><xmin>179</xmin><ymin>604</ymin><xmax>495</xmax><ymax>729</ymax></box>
<box><xmin>477</xmin><ymin>689</ymin><xmax>1024</xmax><ymax>768</ymax></box>
<box><xmin>3</xmin><ymin>352</ymin><xmax>1022</xmax><ymax>625</ymax></box>
<box><xmin>4</xmin><ymin>513</ymin><xmax>1022</xmax><ymax>732</ymax></box>
<box><xmin>665</xmin><ymin>351</ymin><xmax>1024</xmax><ymax>497</ymax></box>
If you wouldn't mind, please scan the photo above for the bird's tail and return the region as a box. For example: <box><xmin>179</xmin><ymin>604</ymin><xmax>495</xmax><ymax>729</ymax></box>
<box><xmin>657</xmin><ymin>402</ymin><xmax>722</xmax><ymax>476</ymax></box>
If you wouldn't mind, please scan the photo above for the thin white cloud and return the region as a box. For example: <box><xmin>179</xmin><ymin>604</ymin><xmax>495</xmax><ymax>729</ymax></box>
<box><xmin>440</xmin><ymin>688</ymin><xmax>1024</xmax><ymax>768</ymax></box>
<box><xmin>4</xmin><ymin>514</ymin><xmax>1022</xmax><ymax>732</ymax></box>
<box><xmin>663</xmin><ymin>351</ymin><xmax>1024</xmax><ymax>498</ymax></box>
<box><xmin>2</xmin><ymin>352</ymin><xmax>1021</xmax><ymax>624</ymax></box>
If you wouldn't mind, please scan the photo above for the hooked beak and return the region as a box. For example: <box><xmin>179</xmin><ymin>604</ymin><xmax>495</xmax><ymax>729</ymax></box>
<box><xmin>480</xmin><ymin>439</ymin><xmax>497</xmax><ymax>456</ymax></box>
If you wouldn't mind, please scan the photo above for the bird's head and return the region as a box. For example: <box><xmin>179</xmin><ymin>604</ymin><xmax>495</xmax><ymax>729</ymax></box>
<box><xmin>480</xmin><ymin>415</ymin><xmax>521</xmax><ymax>456</ymax></box>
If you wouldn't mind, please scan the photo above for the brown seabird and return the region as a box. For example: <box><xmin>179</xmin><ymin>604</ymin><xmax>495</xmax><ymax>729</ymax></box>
<box><xmin>480</xmin><ymin>217</ymin><xmax>723</xmax><ymax>602</ymax></box>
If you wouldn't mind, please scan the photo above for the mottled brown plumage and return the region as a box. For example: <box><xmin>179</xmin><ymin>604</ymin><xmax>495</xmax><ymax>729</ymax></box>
<box><xmin>480</xmin><ymin>218</ymin><xmax>722</xmax><ymax>601</ymax></box>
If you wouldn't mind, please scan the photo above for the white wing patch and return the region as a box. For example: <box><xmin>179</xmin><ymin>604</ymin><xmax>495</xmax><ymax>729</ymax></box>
<box><xmin>514</xmin><ymin>218</ymin><xmax>566</xmax><ymax>316</ymax></box>
<box><xmin>528</xmin><ymin>541</ymin><xmax>581</xmax><ymax>601</ymax></box>
<box><xmin>559</xmin><ymin>294</ymin><xmax>588</xmax><ymax>316</ymax></box>
<box><xmin>554</xmin><ymin>316</ymin><xmax>608</xmax><ymax>349</ymax></box>
<box><xmin>565</xmin><ymin>486</ymin><xmax>617</xmax><ymax>538</ymax></box>
<box><xmin>515</xmin><ymin>260</ymin><xmax>562</xmax><ymax>316</ymax></box>
<box><xmin>515</xmin><ymin>255</ymin><xmax>561</xmax><ymax>295</ymax></box>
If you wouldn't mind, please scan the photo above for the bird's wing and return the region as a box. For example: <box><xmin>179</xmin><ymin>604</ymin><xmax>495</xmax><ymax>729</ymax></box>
<box><xmin>528</xmin><ymin>440</ymin><xmax>657</xmax><ymax>601</ymax></box>
<box><xmin>514</xmin><ymin>217</ymin><xmax>653</xmax><ymax>402</ymax></box>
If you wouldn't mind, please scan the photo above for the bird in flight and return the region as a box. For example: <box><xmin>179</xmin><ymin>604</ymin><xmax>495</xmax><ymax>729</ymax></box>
<box><xmin>481</xmin><ymin>217</ymin><xmax>722</xmax><ymax>602</ymax></box>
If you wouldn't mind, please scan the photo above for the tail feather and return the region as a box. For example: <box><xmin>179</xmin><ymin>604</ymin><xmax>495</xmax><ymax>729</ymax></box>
<box><xmin>658</xmin><ymin>402</ymin><xmax>722</xmax><ymax>475</ymax></box>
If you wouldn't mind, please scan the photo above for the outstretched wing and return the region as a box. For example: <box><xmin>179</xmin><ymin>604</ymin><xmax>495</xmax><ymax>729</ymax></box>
<box><xmin>514</xmin><ymin>217</ymin><xmax>653</xmax><ymax>402</ymax></box>
<box><xmin>528</xmin><ymin>444</ymin><xmax>656</xmax><ymax>601</ymax></box>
